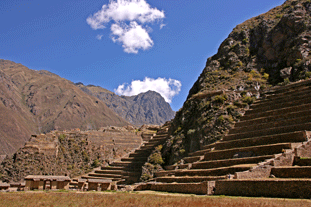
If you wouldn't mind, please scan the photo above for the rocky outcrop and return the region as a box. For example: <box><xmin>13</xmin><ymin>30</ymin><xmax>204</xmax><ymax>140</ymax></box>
<box><xmin>0</xmin><ymin>59</ymin><xmax>129</xmax><ymax>156</ymax></box>
<box><xmin>77</xmin><ymin>84</ymin><xmax>175</xmax><ymax>126</ymax></box>
<box><xmin>157</xmin><ymin>0</ymin><xmax>311</xmax><ymax>167</ymax></box>
<box><xmin>0</xmin><ymin>127</ymin><xmax>142</xmax><ymax>182</ymax></box>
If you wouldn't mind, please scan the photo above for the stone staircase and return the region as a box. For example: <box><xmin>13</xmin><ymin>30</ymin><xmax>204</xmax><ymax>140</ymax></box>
<box><xmin>136</xmin><ymin>79</ymin><xmax>311</xmax><ymax>197</ymax></box>
<box><xmin>72</xmin><ymin>123</ymin><xmax>170</xmax><ymax>187</ymax></box>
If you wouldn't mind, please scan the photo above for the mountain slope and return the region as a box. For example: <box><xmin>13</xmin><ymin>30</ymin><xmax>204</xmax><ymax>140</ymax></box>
<box><xmin>0</xmin><ymin>59</ymin><xmax>129</xmax><ymax>155</ymax></box>
<box><xmin>77</xmin><ymin>84</ymin><xmax>175</xmax><ymax>126</ymax></box>
<box><xmin>158</xmin><ymin>0</ymin><xmax>311</xmax><ymax>165</ymax></box>
<box><xmin>0</xmin><ymin>69</ymin><xmax>36</xmax><ymax>155</ymax></box>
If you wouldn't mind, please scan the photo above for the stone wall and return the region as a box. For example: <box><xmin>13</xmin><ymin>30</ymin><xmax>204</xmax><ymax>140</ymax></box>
<box><xmin>235</xmin><ymin>140</ymin><xmax>311</xmax><ymax>179</ymax></box>
<box><xmin>215</xmin><ymin>179</ymin><xmax>311</xmax><ymax>198</ymax></box>
<box><xmin>295</xmin><ymin>140</ymin><xmax>311</xmax><ymax>157</ymax></box>
<box><xmin>150</xmin><ymin>182</ymin><xmax>208</xmax><ymax>195</ymax></box>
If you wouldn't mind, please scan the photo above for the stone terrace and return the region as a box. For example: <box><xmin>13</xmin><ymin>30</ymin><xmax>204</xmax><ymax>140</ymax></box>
<box><xmin>136</xmin><ymin>79</ymin><xmax>311</xmax><ymax>197</ymax></box>
<box><xmin>73</xmin><ymin>123</ymin><xmax>171</xmax><ymax>187</ymax></box>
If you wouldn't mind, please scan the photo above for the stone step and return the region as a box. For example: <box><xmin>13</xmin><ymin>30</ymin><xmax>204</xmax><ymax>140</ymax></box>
<box><xmin>232</xmin><ymin>113</ymin><xmax>311</xmax><ymax>134</ymax></box>
<box><xmin>155</xmin><ymin>176</ymin><xmax>226</xmax><ymax>183</ymax></box>
<box><xmin>148</xmin><ymin>138</ymin><xmax>167</xmax><ymax>143</ymax></box>
<box><xmin>252</xmin><ymin>87</ymin><xmax>311</xmax><ymax>108</ymax></box>
<box><xmin>135</xmin><ymin>182</ymin><xmax>210</xmax><ymax>195</ymax></box>
<box><xmin>271</xmin><ymin>166</ymin><xmax>311</xmax><ymax>178</ymax></box>
<box><xmin>164</xmin><ymin>163</ymin><xmax>190</xmax><ymax>170</ymax></box>
<box><xmin>156</xmin><ymin>131</ymin><xmax>169</xmax><ymax>135</ymax></box>
<box><xmin>146</xmin><ymin>138</ymin><xmax>166</xmax><ymax>143</ymax></box>
<box><xmin>110</xmin><ymin>137</ymin><xmax>142</xmax><ymax>141</ymax></box>
<box><xmin>223</xmin><ymin>122</ymin><xmax>311</xmax><ymax>141</ymax></box>
<box><xmin>152</xmin><ymin>134</ymin><xmax>168</xmax><ymax>138</ymax></box>
<box><xmin>183</xmin><ymin>155</ymin><xmax>204</xmax><ymax>163</ymax></box>
<box><xmin>88</xmin><ymin>173</ymin><xmax>122</xmax><ymax>178</ymax></box>
<box><xmin>203</xmin><ymin>143</ymin><xmax>293</xmax><ymax>161</ymax></box>
<box><xmin>101</xmin><ymin>166</ymin><xmax>142</xmax><ymax>173</ymax></box>
<box><xmin>240</xmin><ymin>103</ymin><xmax>311</xmax><ymax>122</ymax></box>
<box><xmin>219</xmin><ymin>131</ymin><xmax>309</xmax><ymax>150</ymax></box>
<box><xmin>293</xmin><ymin>157</ymin><xmax>311</xmax><ymax>166</ymax></box>
<box><xmin>129</xmin><ymin>151</ymin><xmax>151</xmax><ymax>157</ymax></box>
<box><xmin>122</xmin><ymin>171</ymin><xmax>141</xmax><ymax>176</ymax></box>
<box><xmin>143</xmin><ymin>142</ymin><xmax>163</xmax><ymax>148</ymax></box>
<box><xmin>265</xmin><ymin>79</ymin><xmax>311</xmax><ymax>95</ymax></box>
<box><xmin>155</xmin><ymin>165</ymin><xmax>255</xmax><ymax>177</ymax></box>
<box><xmin>247</xmin><ymin>95</ymin><xmax>311</xmax><ymax>115</ymax></box>
<box><xmin>214</xmin><ymin>179</ymin><xmax>311</xmax><ymax>198</ymax></box>
<box><xmin>189</xmin><ymin>145</ymin><xmax>215</xmax><ymax>157</ymax></box>
<box><xmin>191</xmin><ymin>155</ymin><xmax>274</xmax><ymax>170</ymax></box>
<box><xmin>122</xmin><ymin>175</ymin><xmax>141</xmax><ymax>184</ymax></box>
<box><xmin>81</xmin><ymin>176</ymin><xmax>122</xmax><ymax>182</ymax></box>
<box><xmin>94</xmin><ymin>170</ymin><xmax>123</xmax><ymax>175</ymax></box>
<box><xmin>110</xmin><ymin>161</ymin><xmax>145</xmax><ymax>168</ymax></box>
<box><xmin>101</xmin><ymin>166</ymin><xmax>125</xmax><ymax>171</ymax></box>
<box><xmin>136</xmin><ymin>146</ymin><xmax>154</xmax><ymax>151</ymax></box>
<box><xmin>94</xmin><ymin>170</ymin><xmax>140</xmax><ymax>176</ymax></box>
<box><xmin>256</xmin><ymin>84</ymin><xmax>311</xmax><ymax>102</ymax></box>
<box><xmin>121</xmin><ymin>157</ymin><xmax>148</xmax><ymax>162</ymax></box>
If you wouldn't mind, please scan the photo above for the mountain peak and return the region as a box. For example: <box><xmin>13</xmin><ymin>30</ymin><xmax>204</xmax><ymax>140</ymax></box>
<box><xmin>77</xmin><ymin>85</ymin><xmax>175</xmax><ymax>126</ymax></box>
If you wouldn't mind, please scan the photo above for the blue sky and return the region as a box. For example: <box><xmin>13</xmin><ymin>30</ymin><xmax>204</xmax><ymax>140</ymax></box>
<box><xmin>0</xmin><ymin>0</ymin><xmax>285</xmax><ymax>111</ymax></box>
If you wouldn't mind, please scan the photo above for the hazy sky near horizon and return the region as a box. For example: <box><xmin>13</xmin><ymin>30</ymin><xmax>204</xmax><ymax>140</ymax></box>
<box><xmin>0</xmin><ymin>0</ymin><xmax>285</xmax><ymax>111</ymax></box>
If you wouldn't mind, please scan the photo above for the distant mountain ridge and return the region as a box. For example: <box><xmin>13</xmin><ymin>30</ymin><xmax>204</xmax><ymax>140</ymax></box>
<box><xmin>0</xmin><ymin>59</ymin><xmax>129</xmax><ymax>156</ymax></box>
<box><xmin>76</xmin><ymin>83</ymin><xmax>175</xmax><ymax>126</ymax></box>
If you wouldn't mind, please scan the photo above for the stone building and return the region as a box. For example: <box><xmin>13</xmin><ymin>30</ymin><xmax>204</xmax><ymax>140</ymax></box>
<box><xmin>87</xmin><ymin>179</ymin><xmax>112</xmax><ymax>191</ymax></box>
<box><xmin>0</xmin><ymin>183</ymin><xmax>10</xmax><ymax>191</ymax></box>
<box><xmin>24</xmin><ymin>175</ymin><xmax>71</xmax><ymax>190</ymax></box>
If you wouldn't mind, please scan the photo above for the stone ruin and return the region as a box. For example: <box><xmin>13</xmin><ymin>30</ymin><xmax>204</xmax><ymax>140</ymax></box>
<box><xmin>134</xmin><ymin>79</ymin><xmax>311</xmax><ymax>198</ymax></box>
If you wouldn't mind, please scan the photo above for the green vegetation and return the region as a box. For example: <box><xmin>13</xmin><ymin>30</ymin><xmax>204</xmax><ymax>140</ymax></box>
<box><xmin>283</xmin><ymin>4</ymin><xmax>290</xmax><ymax>10</ymax></box>
<box><xmin>299</xmin><ymin>157</ymin><xmax>311</xmax><ymax>160</ymax></box>
<box><xmin>140</xmin><ymin>173</ymin><xmax>153</xmax><ymax>181</ymax></box>
<box><xmin>58</xmin><ymin>134</ymin><xmax>66</xmax><ymax>142</ymax></box>
<box><xmin>212</xmin><ymin>94</ymin><xmax>228</xmax><ymax>104</ymax></box>
<box><xmin>92</xmin><ymin>159</ymin><xmax>100</xmax><ymax>168</ymax></box>
<box><xmin>278</xmin><ymin>78</ymin><xmax>290</xmax><ymax>86</ymax></box>
<box><xmin>149</xmin><ymin>152</ymin><xmax>164</xmax><ymax>165</ymax></box>
<box><xmin>276</xmin><ymin>14</ymin><xmax>282</xmax><ymax>18</ymax></box>
<box><xmin>242</xmin><ymin>38</ymin><xmax>249</xmax><ymax>44</ymax></box>
<box><xmin>242</xmin><ymin>96</ymin><xmax>255</xmax><ymax>105</ymax></box>
<box><xmin>187</xmin><ymin>129</ymin><xmax>196</xmax><ymax>136</ymax></box>
<box><xmin>245</xmin><ymin>47</ymin><xmax>250</xmax><ymax>55</ymax></box>
<box><xmin>263</xmin><ymin>73</ymin><xmax>269</xmax><ymax>80</ymax></box>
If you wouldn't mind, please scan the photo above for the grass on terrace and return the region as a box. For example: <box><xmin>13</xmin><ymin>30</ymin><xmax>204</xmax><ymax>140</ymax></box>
<box><xmin>0</xmin><ymin>191</ymin><xmax>311</xmax><ymax>207</ymax></box>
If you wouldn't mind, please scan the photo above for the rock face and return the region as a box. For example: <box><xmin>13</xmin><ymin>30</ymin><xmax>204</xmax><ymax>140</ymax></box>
<box><xmin>77</xmin><ymin>84</ymin><xmax>175</xmax><ymax>126</ymax></box>
<box><xmin>0</xmin><ymin>59</ymin><xmax>129</xmax><ymax>156</ymax></box>
<box><xmin>159</xmin><ymin>0</ymin><xmax>311</xmax><ymax>166</ymax></box>
<box><xmin>0</xmin><ymin>127</ymin><xmax>142</xmax><ymax>182</ymax></box>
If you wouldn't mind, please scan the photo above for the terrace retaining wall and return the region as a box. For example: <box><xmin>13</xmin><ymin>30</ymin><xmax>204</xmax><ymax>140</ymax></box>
<box><xmin>214</xmin><ymin>179</ymin><xmax>311</xmax><ymax>198</ymax></box>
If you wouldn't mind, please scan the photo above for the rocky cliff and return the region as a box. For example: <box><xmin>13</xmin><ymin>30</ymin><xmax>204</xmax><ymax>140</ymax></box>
<box><xmin>0</xmin><ymin>59</ymin><xmax>129</xmax><ymax>156</ymax></box>
<box><xmin>158</xmin><ymin>0</ymin><xmax>311</xmax><ymax>166</ymax></box>
<box><xmin>77</xmin><ymin>84</ymin><xmax>175</xmax><ymax>126</ymax></box>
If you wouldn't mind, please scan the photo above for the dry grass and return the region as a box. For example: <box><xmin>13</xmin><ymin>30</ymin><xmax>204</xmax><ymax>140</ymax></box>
<box><xmin>0</xmin><ymin>191</ymin><xmax>311</xmax><ymax>207</ymax></box>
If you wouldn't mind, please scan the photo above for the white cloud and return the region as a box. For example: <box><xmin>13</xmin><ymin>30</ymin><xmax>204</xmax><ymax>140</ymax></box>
<box><xmin>111</xmin><ymin>22</ymin><xmax>153</xmax><ymax>53</ymax></box>
<box><xmin>114</xmin><ymin>77</ymin><xmax>181</xmax><ymax>103</ymax></box>
<box><xmin>96</xmin><ymin>34</ymin><xmax>103</xmax><ymax>40</ymax></box>
<box><xmin>87</xmin><ymin>0</ymin><xmax>165</xmax><ymax>53</ymax></box>
<box><xmin>160</xmin><ymin>23</ymin><xmax>166</xmax><ymax>29</ymax></box>
<box><xmin>87</xmin><ymin>0</ymin><xmax>165</xmax><ymax>29</ymax></box>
